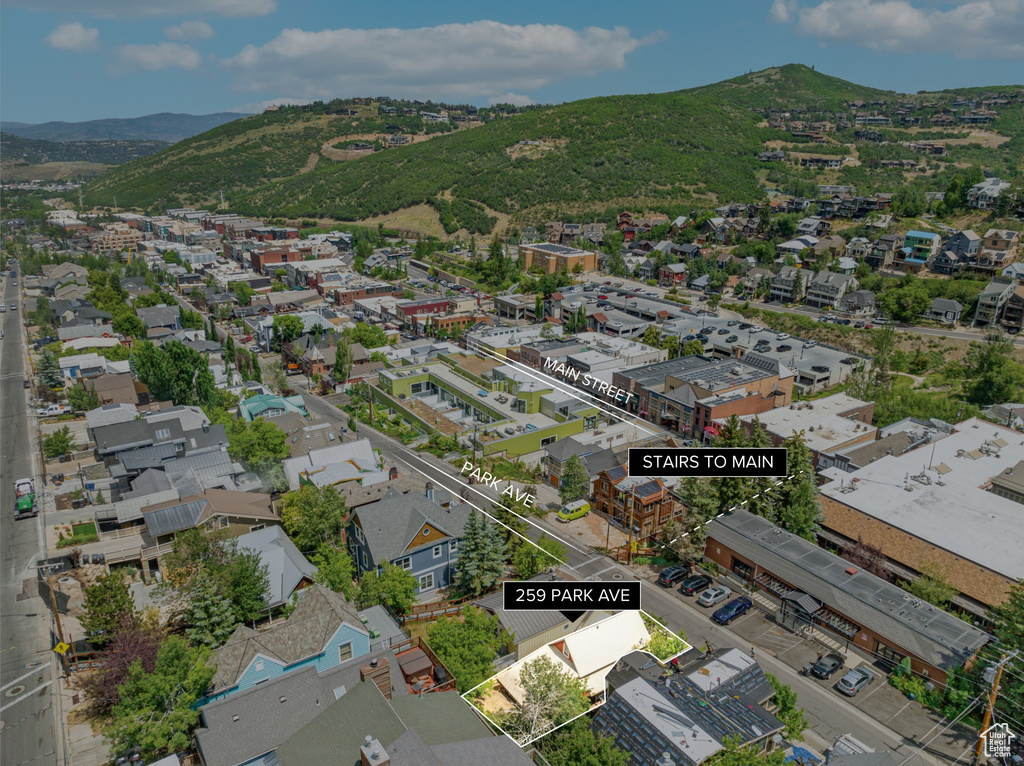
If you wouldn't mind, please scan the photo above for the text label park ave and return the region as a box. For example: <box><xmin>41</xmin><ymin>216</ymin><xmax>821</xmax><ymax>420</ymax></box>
<box><xmin>627</xmin><ymin>447</ymin><xmax>788</xmax><ymax>477</ymax></box>
<box><xmin>461</xmin><ymin>461</ymin><xmax>536</xmax><ymax>506</ymax></box>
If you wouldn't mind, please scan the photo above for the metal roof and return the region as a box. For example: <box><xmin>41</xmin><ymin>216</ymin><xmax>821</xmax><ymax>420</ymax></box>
<box><xmin>142</xmin><ymin>499</ymin><xmax>207</xmax><ymax>537</ymax></box>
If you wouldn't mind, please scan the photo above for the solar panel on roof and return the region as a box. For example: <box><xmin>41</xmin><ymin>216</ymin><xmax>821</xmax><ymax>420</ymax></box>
<box><xmin>634</xmin><ymin>480</ymin><xmax>662</xmax><ymax>497</ymax></box>
<box><xmin>606</xmin><ymin>466</ymin><xmax>628</xmax><ymax>481</ymax></box>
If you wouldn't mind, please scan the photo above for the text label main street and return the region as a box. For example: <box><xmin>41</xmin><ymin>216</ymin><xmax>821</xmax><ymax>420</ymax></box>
<box><xmin>627</xmin><ymin>447</ymin><xmax>788</xmax><ymax>477</ymax></box>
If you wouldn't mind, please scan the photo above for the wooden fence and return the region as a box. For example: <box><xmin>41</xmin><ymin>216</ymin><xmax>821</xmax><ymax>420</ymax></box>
<box><xmin>400</xmin><ymin>593</ymin><xmax>478</xmax><ymax>624</ymax></box>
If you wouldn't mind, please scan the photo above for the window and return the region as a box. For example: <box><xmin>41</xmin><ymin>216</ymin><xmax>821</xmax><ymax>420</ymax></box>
<box><xmin>874</xmin><ymin>640</ymin><xmax>906</xmax><ymax>669</ymax></box>
<box><xmin>450</xmin><ymin>540</ymin><xmax>458</xmax><ymax>553</ymax></box>
<box><xmin>419</xmin><ymin>573</ymin><xmax>434</xmax><ymax>591</ymax></box>
<box><xmin>422</xmin><ymin>528</ymin><xmax>430</xmax><ymax>537</ymax></box>
<box><xmin>360</xmin><ymin>551</ymin><xmax>368</xmax><ymax>569</ymax></box>
<box><xmin>411</xmin><ymin>383</ymin><xmax>423</xmax><ymax>394</ymax></box>
<box><xmin>396</xmin><ymin>557</ymin><xmax>412</xmax><ymax>571</ymax></box>
<box><xmin>249</xmin><ymin>524</ymin><xmax>266</xmax><ymax>532</ymax></box>
<box><xmin>155</xmin><ymin>427</ymin><xmax>171</xmax><ymax>440</ymax></box>
<box><xmin>338</xmin><ymin>642</ymin><xmax>353</xmax><ymax>662</ymax></box>
<box><xmin>433</xmin><ymin>545</ymin><xmax>442</xmax><ymax>559</ymax></box>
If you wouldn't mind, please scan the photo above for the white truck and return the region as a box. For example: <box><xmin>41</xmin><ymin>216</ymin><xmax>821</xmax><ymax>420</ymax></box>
<box><xmin>36</xmin><ymin>404</ymin><xmax>72</xmax><ymax>417</ymax></box>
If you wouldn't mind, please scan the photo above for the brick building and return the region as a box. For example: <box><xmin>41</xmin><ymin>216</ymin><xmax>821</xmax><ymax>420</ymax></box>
<box><xmin>593</xmin><ymin>466</ymin><xmax>682</xmax><ymax>542</ymax></box>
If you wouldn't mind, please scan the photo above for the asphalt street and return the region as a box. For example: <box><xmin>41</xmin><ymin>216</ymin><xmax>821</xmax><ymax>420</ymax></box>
<box><xmin>296</xmin><ymin>385</ymin><xmax>955</xmax><ymax>766</ymax></box>
<box><xmin>0</xmin><ymin>274</ymin><xmax>59</xmax><ymax>766</ymax></box>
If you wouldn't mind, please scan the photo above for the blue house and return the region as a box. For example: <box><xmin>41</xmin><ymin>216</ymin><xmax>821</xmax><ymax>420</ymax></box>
<box><xmin>204</xmin><ymin>584</ymin><xmax>398</xmax><ymax>702</ymax></box>
<box><xmin>348</xmin><ymin>485</ymin><xmax>470</xmax><ymax>596</ymax></box>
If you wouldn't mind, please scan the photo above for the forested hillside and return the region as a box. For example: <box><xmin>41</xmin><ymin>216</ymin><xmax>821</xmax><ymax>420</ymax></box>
<box><xmin>81</xmin><ymin>65</ymin><xmax>1024</xmax><ymax>230</ymax></box>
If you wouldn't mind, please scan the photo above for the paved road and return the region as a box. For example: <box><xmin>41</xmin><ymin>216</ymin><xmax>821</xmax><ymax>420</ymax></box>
<box><xmin>295</xmin><ymin>383</ymin><xmax>962</xmax><ymax>765</ymax></box>
<box><xmin>1</xmin><ymin>275</ymin><xmax>59</xmax><ymax>766</ymax></box>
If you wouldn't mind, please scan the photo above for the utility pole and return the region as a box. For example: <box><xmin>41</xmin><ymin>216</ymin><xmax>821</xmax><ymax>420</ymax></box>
<box><xmin>973</xmin><ymin>651</ymin><xmax>1019</xmax><ymax>765</ymax></box>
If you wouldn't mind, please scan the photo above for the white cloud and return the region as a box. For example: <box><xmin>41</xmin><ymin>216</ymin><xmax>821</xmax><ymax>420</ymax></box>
<box><xmin>165</xmin><ymin>20</ymin><xmax>215</xmax><ymax>40</ymax></box>
<box><xmin>488</xmin><ymin>93</ymin><xmax>535</xmax><ymax>107</ymax></box>
<box><xmin>222</xmin><ymin>21</ymin><xmax>654</xmax><ymax>103</ymax></box>
<box><xmin>772</xmin><ymin>0</ymin><xmax>1024</xmax><ymax>58</ymax></box>
<box><xmin>8</xmin><ymin>0</ymin><xmax>273</xmax><ymax>17</ymax></box>
<box><xmin>116</xmin><ymin>42</ymin><xmax>202</xmax><ymax>71</ymax></box>
<box><xmin>46</xmin><ymin>22</ymin><xmax>99</xmax><ymax>52</ymax></box>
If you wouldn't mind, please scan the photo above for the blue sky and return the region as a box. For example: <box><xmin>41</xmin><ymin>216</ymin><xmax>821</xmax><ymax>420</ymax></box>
<box><xmin>3</xmin><ymin>0</ymin><xmax>1023</xmax><ymax>124</ymax></box>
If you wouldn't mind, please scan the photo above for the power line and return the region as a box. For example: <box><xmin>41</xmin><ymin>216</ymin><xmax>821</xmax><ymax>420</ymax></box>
<box><xmin>895</xmin><ymin>694</ymin><xmax>984</xmax><ymax>766</ymax></box>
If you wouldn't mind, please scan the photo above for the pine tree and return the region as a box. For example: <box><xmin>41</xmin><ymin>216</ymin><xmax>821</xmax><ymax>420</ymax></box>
<box><xmin>453</xmin><ymin>513</ymin><xmax>506</xmax><ymax>596</ymax></box>
<box><xmin>776</xmin><ymin>431</ymin><xmax>820</xmax><ymax>540</ymax></box>
<box><xmin>38</xmin><ymin>349</ymin><xmax>64</xmax><ymax>389</ymax></box>
<box><xmin>185</xmin><ymin>577</ymin><xmax>238</xmax><ymax>647</ymax></box>
<box><xmin>714</xmin><ymin>415</ymin><xmax>750</xmax><ymax>512</ymax></box>
<box><xmin>558</xmin><ymin>455</ymin><xmax>590</xmax><ymax>506</ymax></box>
<box><xmin>746</xmin><ymin>417</ymin><xmax>780</xmax><ymax>522</ymax></box>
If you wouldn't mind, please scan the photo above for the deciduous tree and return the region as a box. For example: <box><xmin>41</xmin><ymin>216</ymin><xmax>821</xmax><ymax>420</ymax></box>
<box><xmin>280</xmin><ymin>484</ymin><xmax>349</xmax><ymax>551</ymax></box>
<box><xmin>356</xmin><ymin>563</ymin><xmax>418</xmax><ymax>615</ymax></box>
<box><xmin>82</xmin><ymin>572</ymin><xmax>135</xmax><ymax>646</ymax></box>
<box><xmin>498</xmin><ymin>654</ymin><xmax>590</xmax><ymax>744</ymax></box>
<box><xmin>427</xmin><ymin>607</ymin><xmax>509</xmax><ymax>694</ymax></box>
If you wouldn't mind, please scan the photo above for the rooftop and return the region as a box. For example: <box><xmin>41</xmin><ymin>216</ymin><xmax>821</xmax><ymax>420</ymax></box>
<box><xmin>819</xmin><ymin>417</ymin><xmax>1024</xmax><ymax>580</ymax></box>
<box><xmin>740</xmin><ymin>395</ymin><xmax>876</xmax><ymax>451</ymax></box>
<box><xmin>707</xmin><ymin>510</ymin><xmax>990</xmax><ymax>670</ymax></box>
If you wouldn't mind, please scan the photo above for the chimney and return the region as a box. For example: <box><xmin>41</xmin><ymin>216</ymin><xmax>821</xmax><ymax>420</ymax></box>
<box><xmin>360</xmin><ymin>736</ymin><xmax>390</xmax><ymax>766</ymax></box>
<box><xmin>203</xmin><ymin>423</ymin><xmax>210</xmax><ymax>433</ymax></box>
<box><xmin>425</xmin><ymin>481</ymin><xmax>434</xmax><ymax>502</ymax></box>
<box><xmin>657</xmin><ymin>753</ymin><xmax>675</xmax><ymax>766</ymax></box>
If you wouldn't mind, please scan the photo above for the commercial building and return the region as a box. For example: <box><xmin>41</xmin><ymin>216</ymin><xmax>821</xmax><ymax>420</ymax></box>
<box><xmin>519</xmin><ymin>242</ymin><xmax>598</xmax><ymax>274</ymax></box>
<box><xmin>704</xmin><ymin>510</ymin><xmax>990</xmax><ymax>685</ymax></box>
<box><xmin>612</xmin><ymin>353</ymin><xmax>793</xmax><ymax>438</ymax></box>
<box><xmin>738</xmin><ymin>394</ymin><xmax>876</xmax><ymax>467</ymax></box>
<box><xmin>374</xmin><ymin>354</ymin><xmax>599</xmax><ymax>458</ymax></box>
<box><xmin>817</xmin><ymin>418</ymin><xmax>1024</xmax><ymax>618</ymax></box>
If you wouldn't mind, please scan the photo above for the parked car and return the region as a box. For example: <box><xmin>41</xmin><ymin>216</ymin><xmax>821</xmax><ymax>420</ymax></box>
<box><xmin>776</xmin><ymin>333</ymin><xmax>790</xmax><ymax>340</ymax></box>
<box><xmin>811</xmin><ymin>653</ymin><xmax>846</xmax><ymax>679</ymax></box>
<box><xmin>718</xmin><ymin>328</ymin><xmax>730</xmax><ymax>335</ymax></box>
<box><xmin>657</xmin><ymin>564</ymin><xmax>692</xmax><ymax>587</ymax></box>
<box><xmin>777</xmin><ymin>344</ymin><xmax>792</xmax><ymax>352</ymax></box>
<box><xmin>697</xmin><ymin>585</ymin><xmax>732</xmax><ymax>607</ymax></box>
<box><xmin>726</xmin><ymin>335</ymin><xmax>739</xmax><ymax>343</ymax></box>
<box><xmin>712</xmin><ymin>596</ymin><xmax>753</xmax><ymax>625</ymax></box>
<box><xmin>749</xmin><ymin>326</ymin><xmax>763</xmax><ymax>333</ymax></box>
<box><xmin>836</xmin><ymin>667</ymin><xmax>875</xmax><ymax>696</ymax></box>
<box><xmin>738</xmin><ymin>322</ymin><xmax>752</xmax><ymax>330</ymax></box>
<box><xmin>37</xmin><ymin>404</ymin><xmax>71</xmax><ymax>417</ymax></box>
<box><xmin>679</xmin><ymin>574</ymin><xmax>713</xmax><ymax>595</ymax></box>
<box><xmin>811</xmin><ymin>365</ymin><xmax>831</xmax><ymax>374</ymax></box>
<box><xmin>9</xmin><ymin>302</ymin><xmax>17</xmax><ymax>311</ymax></box>
<box><xmin>727</xmin><ymin>320</ymin><xmax>740</xmax><ymax>326</ymax></box>
<box><xmin>803</xmin><ymin>340</ymin><xmax>817</xmax><ymax>348</ymax></box>
<box><xmin>840</xmin><ymin>357</ymin><xmax>857</xmax><ymax>365</ymax></box>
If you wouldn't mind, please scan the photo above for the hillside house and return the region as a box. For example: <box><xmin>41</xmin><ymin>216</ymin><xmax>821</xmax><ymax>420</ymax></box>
<box><xmin>944</xmin><ymin>230</ymin><xmax>981</xmax><ymax>260</ymax></box>
<box><xmin>838</xmin><ymin>289</ymin><xmax>876</xmax><ymax>316</ymax></box>
<box><xmin>927</xmin><ymin>298</ymin><xmax>963</xmax><ymax>325</ymax></box>
<box><xmin>1001</xmin><ymin>287</ymin><xmax>1024</xmax><ymax>334</ymax></box>
<box><xmin>770</xmin><ymin>265</ymin><xmax>812</xmax><ymax>303</ymax></box>
<box><xmin>974</xmin><ymin>279</ymin><xmax>1016</xmax><ymax>328</ymax></box>
<box><xmin>805</xmin><ymin>272</ymin><xmax>859</xmax><ymax>309</ymax></box>
<box><xmin>865</xmin><ymin>234</ymin><xmax>904</xmax><ymax>270</ymax></box>
<box><xmin>968</xmin><ymin>178</ymin><xmax>1011</xmax><ymax>209</ymax></box>
<box><xmin>977</xmin><ymin>229</ymin><xmax>1022</xmax><ymax>273</ymax></box>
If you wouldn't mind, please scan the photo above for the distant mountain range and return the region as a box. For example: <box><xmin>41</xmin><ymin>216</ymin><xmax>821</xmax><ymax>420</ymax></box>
<box><xmin>1</xmin><ymin>112</ymin><xmax>250</xmax><ymax>144</ymax></box>
<box><xmin>1</xmin><ymin>133</ymin><xmax>170</xmax><ymax>166</ymax></box>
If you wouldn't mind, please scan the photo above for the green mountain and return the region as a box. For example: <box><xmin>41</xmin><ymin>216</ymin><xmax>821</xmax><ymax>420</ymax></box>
<box><xmin>81</xmin><ymin>65</ymin><xmax>1024</xmax><ymax>232</ymax></box>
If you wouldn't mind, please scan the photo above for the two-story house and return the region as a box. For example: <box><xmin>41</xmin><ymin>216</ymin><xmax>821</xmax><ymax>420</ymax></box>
<box><xmin>974</xmin><ymin>278</ymin><xmax>1016</xmax><ymax>328</ymax></box>
<box><xmin>977</xmin><ymin>229</ymin><xmax>1023</xmax><ymax>273</ymax></box>
<box><xmin>844</xmin><ymin>237</ymin><xmax>871</xmax><ymax>261</ymax></box>
<box><xmin>968</xmin><ymin>178</ymin><xmax>1011</xmax><ymax>209</ymax></box>
<box><xmin>865</xmin><ymin>233</ymin><xmax>903</xmax><ymax>270</ymax></box>
<box><xmin>769</xmin><ymin>265</ymin><xmax>812</xmax><ymax>303</ymax></box>
<box><xmin>838</xmin><ymin>289</ymin><xmax>876</xmax><ymax>316</ymax></box>
<box><xmin>930</xmin><ymin>250</ymin><xmax>967</xmax><ymax>276</ymax></box>
<box><xmin>592</xmin><ymin>466</ymin><xmax>682</xmax><ymax>542</ymax></box>
<box><xmin>136</xmin><ymin>304</ymin><xmax>182</xmax><ymax>331</ymax></box>
<box><xmin>659</xmin><ymin>262</ymin><xmax>687</xmax><ymax>287</ymax></box>
<box><xmin>903</xmin><ymin>230</ymin><xmax>941</xmax><ymax>260</ymax></box>
<box><xmin>203</xmin><ymin>584</ymin><xmax>390</xmax><ymax>703</ymax></box>
<box><xmin>804</xmin><ymin>271</ymin><xmax>859</xmax><ymax>309</ymax></box>
<box><xmin>944</xmin><ymin>230</ymin><xmax>981</xmax><ymax>261</ymax></box>
<box><xmin>348</xmin><ymin>485</ymin><xmax>470</xmax><ymax>596</ymax></box>
<box><xmin>1001</xmin><ymin>286</ymin><xmax>1024</xmax><ymax>334</ymax></box>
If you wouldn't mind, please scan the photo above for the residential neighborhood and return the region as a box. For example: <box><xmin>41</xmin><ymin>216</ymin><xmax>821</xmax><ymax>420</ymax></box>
<box><xmin>3</xmin><ymin>21</ymin><xmax>1024</xmax><ymax>766</ymax></box>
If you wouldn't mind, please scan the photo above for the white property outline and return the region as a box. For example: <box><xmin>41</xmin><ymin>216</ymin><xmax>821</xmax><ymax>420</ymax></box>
<box><xmin>458</xmin><ymin>610</ymin><xmax>691</xmax><ymax>748</ymax></box>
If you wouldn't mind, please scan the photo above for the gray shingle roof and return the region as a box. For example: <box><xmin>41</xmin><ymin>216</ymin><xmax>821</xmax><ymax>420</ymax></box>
<box><xmin>429</xmin><ymin>737</ymin><xmax>532</xmax><ymax>766</ymax></box>
<box><xmin>275</xmin><ymin>682</ymin><xmax>405</xmax><ymax>766</ymax></box>
<box><xmin>234</xmin><ymin>526</ymin><xmax>316</xmax><ymax>608</ymax></box>
<box><xmin>197</xmin><ymin>648</ymin><xmax>406</xmax><ymax>766</ymax></box>
<box><xmin>353</xmin><ymin>487</ymin><xmax>471</xmax><ymax>564</ymax></box>
<box><xmin>136</xmin><ymin>304</ymin><xmax>181</xmax><ymax>328</ymax></box>
<box><xmin>475</xmin><ymin>574</ymin><xmax>582</xmax><ymax>643</ymax></box>
<box><xmin>210</xmin><ymin>584</ymin><xmax>366</xmax><ymax>693</ymax></box>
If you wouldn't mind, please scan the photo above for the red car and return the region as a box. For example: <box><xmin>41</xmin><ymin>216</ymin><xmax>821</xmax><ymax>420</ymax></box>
<box><xmin>604</xmin><ymin>281</ymin><xmax>612</xmax><ymax>285</ymax></box>
<box><xmin>598</xmin><ymin>294</ymin><xmax>607</xmax><ymax>299</ymax></box>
